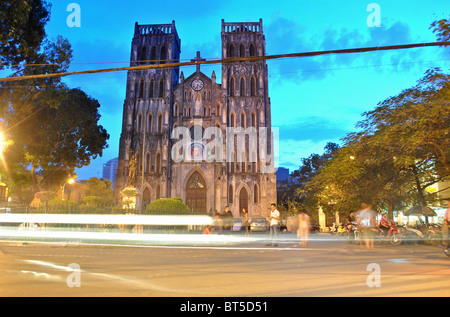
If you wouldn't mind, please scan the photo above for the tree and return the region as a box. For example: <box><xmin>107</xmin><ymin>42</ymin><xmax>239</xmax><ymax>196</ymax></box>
<box><xmin>84</xmin><ymin>177</ymin><xmax>114</xmax><ymax>205</ymax></box>
<box><xmin>0</xmin><ymin>2</ymin><xmax>109</xmax><ymax>199</ymax></box>
<box><xmin>430</xmin><ymin>15</ymin><xmax>450</xmax><ymax>42</ymax></box>
<box><xmin>303</xmin><ymin>68</ymin><xmax>450</xmax><ymax>219</ymax></box>
<box><xmin>0</xmin><ymin>0</ymin><xmax>51</xmax><ymax>70</ymax></box>
<box><xmin>291</xmin><ymin>142</ymin><xmax>339</xmax><ymax>184</ymax></box>
<box><xmin>2</xmin><ymin>87</ymin><xmax>109</xmax><ymax>193</ymax></box>
<box><xmin>356</xmin><ymin>69</ymin><xmax>450</xmax><ymax>205</ymax></box>
<box><xmin>280</xmin><ymin>143</ymin><xmax>339</xmax><ymax>213</ymax></box>
<box><xmin>292</xmin><ymin>17</ymin><xmax>450</xmax><ymax>219</ymax></box>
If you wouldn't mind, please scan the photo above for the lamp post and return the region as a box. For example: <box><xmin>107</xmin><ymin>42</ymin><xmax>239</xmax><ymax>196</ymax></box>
<box><xmin>62</xmin><ymin>177</ymin><xmax>76</xmax><ymax>200</ymax></box>
<box><xmin>0</xmin><ymin>131</ymin><xmax>13</xmax><ymax>159</ymax></box>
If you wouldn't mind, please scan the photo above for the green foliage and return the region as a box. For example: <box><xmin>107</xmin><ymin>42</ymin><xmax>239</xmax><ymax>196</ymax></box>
<box><xmin>145</xmin><ymin>198</ymin><xmax>190</xmax><ymax>215</ymax></box>
<box><xmin>84</xmin><ymin>178</ymin><xmax>114</xmax><ymax>204</ymax></box>
<box><xmin>430</xmin><ymin>15</ymin><xmax>450</xmax><ymax>42</ymax></box>
<box><xmin>2</xmin><ymin>86</ymin><xmax>109</xmax><ymax>193</ymax></box>
<box><xmin>279</xmin><ymin>143</ymin><xmax>340</xmax><ymax>215</ymax></box>
<box><xmin>291</xmin><ymin>16</ymin><xmax>450</xmax><ymax>216</ymax></box>
<box><xmin>0</xmin><ymin>0</ymin><xmax>51</xmax><ymax>69</ymax></box>
<box><xmin>82</xmin><ymin>195</ymin><xmax>103</xmax><ymax>207</ymax></box>
<box><xmin>0</xmin><ymin>1</ymin><xmax>109</xmax><ymax>198</ymax></box>
<box><xmin>300</xmin><ymin>67</ymin><xmax>450</xmax><ymax>218</ymax></box>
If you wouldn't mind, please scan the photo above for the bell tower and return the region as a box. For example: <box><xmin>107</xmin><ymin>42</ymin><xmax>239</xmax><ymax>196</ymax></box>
<box><xmin>221</xmin><ymin>19</ymin><xmax>276</xmax><ymax>217</ymax></box>
<box><xmin>115</xmin><ymin>21</ymin><xmax>181</xmax><ymax>205</ymax></box>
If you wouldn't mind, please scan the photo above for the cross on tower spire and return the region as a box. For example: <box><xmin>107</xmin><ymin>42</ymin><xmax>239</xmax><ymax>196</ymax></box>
<box><xmin>191</xmin><ymin>51</ymin><xmax>206</xmax><ymax>73</ymax></box>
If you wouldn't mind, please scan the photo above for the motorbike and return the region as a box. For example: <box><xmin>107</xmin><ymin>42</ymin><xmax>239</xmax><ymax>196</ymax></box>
<box><xmin>329</xmin><ymin>223</ymin><xmax>346</xmax><ymax>236</ymax></box>
<box><xmin>345</xmin><ymin>222</ymin><xmax>358</xmax><ymax>240</ymax></box>
<box><xmin>398</xmin><ymin>226</ymin><xmax>424</xmax><ymax>244</ymax></box>
<box><xmin>329</xmin><ymin>223</ymin><xmax>338</xmax><ymax>235</ymax></box>
<box><xmin>422</xmin><ymin>224</ymin><xmax>442</xmax><ymax>246</ymax></box>
<box><xmin>375</xmin><ymin>222</ymin><xmax>402</xmax><ymax>246</ymax></box>
<box><xmin>354</xmin><ymin>223</ymin><xmax>402</xmax><ymax>246</ymax></box>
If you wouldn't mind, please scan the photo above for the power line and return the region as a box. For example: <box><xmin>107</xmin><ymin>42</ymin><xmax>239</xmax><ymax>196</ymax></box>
<box><xmin>1</xmin><ymin>41</ymin><xmax>449</xmax><ymax>82</ymax></box>
<box><xmin>269</xmin><ymin>58</ymin><xmax>450</xmax><ymax>76</ymax></box>
<box><xmin>6</xmin><ymin>57</ymin><xmax>450</xmax><ymax>89</ymax></box>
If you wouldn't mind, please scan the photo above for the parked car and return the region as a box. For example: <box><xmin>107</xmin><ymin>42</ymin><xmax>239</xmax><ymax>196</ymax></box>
<box><xmin>250</xmin><ymin>217</ymin><xmax>269</xmax><ymax>232</ymax></box>
<box><xmin>232</xmin><ymin>217</ymin><xmax>243</xmax><ymax>231</ymax></box>
<box><xmin>18</xmin><ymin>222</ymin><xmax>40</xmax><ymax>231</ymax></box>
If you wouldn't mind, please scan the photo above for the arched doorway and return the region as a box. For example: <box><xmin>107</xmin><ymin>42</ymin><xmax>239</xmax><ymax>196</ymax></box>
<box><xmin>142</xmin><ymin>187</ymin><xmax>151</xmax><ymax>210</ymax></box>
<box><xmin>239</xmin><ymin>187</ymin><xmax>248</xmax><ymax>217</ymax></box>
<box><xmin>185</xmin><ymin>172</ymin><xmax>207</xmax><ymax>214</ymax></box>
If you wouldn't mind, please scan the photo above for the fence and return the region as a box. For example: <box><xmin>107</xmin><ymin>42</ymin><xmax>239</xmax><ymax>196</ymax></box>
<box><xmin>0</xmin><ymin>201</ymin><xmax>140</xmax><ymax>215</ymax></box>
<box><xmin>0</xmin><ymin>202</ymin><xmax>212</xmax><ymax>234</ymax></box>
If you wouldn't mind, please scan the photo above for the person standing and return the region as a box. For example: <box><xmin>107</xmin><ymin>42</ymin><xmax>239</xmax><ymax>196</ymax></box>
<box><xmin>267</xmin><ymin>203</ymin><xmax>280</xmax><ymax>247</ymax></box>
<box><xmin>297</xmin><ymin>212</ymin><xmax>310</xmax><ymax>247</ymax></box>
<box><xmin>358</xmin><ymin>203</ymin><xmax>376</xmax><ymax>250</ymax></box>
<box><xmin>222</xmin><ymin>205</ymin><xmax>233</xmax><ymax>234</ymax></box>
<box><xmin>442</xmin><ymin>200</ymin><xmax>450</xmax><ymax>254</ymax></box>
<box><xmin>346</xmin><ymin>211</ymin><xmax>357</xmax><ymax>241</ymax></box>
<box><xmin>213</xmin><ymin>212</ymin><xmax>222</xmax><ymax>233</ymax></box>
<box><xmin>242</xmin><ymin>207</ymin><xmax>250</xmax><ymax>237</ymax></box>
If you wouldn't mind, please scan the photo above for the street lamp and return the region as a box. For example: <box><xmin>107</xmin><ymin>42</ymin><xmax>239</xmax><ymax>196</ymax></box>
<box><xmin>0</xmin><ymin>130</ymin><xmax>13</xmax><ymax>172</ymax></box>
<box><xmin>62</xmin><ymin>177</ymin><xmax>76</xmax><ymax>200</ymax></box>
<box><xmin>0</xmin><ymin>131</ymin><xmax>13</xmax><ymax>155</ymax></box>
<box><xmin>0</xmin><ymin>132</ymin><xmax>5</xmax><ymax>152</ymax></box>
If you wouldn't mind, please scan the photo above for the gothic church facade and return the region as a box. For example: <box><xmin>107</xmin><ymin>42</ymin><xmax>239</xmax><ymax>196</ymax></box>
<box><xmin>115</xmin><ymin>19</ymin><xmax>277</xmax><ymax>218</ymax></box>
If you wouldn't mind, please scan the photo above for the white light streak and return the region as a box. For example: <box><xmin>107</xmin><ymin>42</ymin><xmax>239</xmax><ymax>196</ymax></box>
<box><xmin>0</xmin><ymin>213</ymin><xmax>213</xmax><ymax>226</ymax></box>
<box><xmin>0</xmin><ymin>227</ymin><xmax>255</xmax><ymax>244</ymax></box>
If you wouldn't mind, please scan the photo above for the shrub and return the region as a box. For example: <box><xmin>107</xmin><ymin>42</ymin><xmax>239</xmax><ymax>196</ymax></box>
<box><xmin>145</xmin><ymin>198</ymin><xmax>190</xmax><ymax>215</ymax></box>
<box><xmin>82</xmin><ymin>195</ymin><xmax>103</xmax><ymax>207</ymax></box>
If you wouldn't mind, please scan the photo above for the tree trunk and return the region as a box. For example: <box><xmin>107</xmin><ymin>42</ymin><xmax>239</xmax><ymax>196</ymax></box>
<box><xmin>411</xmin><ymin>165</ymin><xmax>429</xmax><ymax>224</ymax></box>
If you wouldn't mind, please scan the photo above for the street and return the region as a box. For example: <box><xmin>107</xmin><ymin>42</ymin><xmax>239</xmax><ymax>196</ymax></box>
<box><xmin>0</xmin><ymin>233</ymin><xmax>448</xmax><ymax>298</ymax></box>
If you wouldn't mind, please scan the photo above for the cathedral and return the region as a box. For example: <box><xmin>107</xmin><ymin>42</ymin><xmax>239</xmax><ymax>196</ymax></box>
<box><xmin>114</xmin><ymin>19</ymin><xmax>277</xmax><ymax>218</ymax></box>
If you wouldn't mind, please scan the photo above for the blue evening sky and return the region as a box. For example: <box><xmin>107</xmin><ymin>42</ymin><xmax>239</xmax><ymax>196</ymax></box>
<box><xmin>38</xmin><ymin>0</ymin><xmax>450</xmax><ymax>179</ymax></box>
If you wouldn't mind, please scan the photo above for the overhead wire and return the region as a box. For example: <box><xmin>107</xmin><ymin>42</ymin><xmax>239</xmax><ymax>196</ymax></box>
<box><xmin>0</xmin><ymin>41</ymin><xmax>449</xmax><ymax>82</ymax></box>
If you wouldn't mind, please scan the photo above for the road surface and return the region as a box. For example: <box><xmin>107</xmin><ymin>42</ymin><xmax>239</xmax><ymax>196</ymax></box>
<box><xmin>0</xmin><ymin>233</ymin><xmax>448</xmax><ymax>297</ymax></box>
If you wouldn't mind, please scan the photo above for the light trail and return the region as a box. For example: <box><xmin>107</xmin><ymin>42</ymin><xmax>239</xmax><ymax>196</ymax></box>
<box><xmin>0</xmin><ymin>227</ymin><xmax>257</xmax><ymax>245</ymax></box>
<box><xmin>0</xmin><ymin>213</ymin><xmax>213</xmax><ymax>226</ymax></box>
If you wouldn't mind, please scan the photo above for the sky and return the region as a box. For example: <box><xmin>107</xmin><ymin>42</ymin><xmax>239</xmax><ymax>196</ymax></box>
<box><xmin>33</xmin><ymin>0</ymin><xmax>450</xmax><ymax>180</ymax></box>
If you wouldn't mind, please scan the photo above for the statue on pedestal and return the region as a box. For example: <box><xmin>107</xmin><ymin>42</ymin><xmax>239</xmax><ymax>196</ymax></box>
<box><xmin>127</xmin><ymin>153</ymin><xmax>137</xmax><ymax>187</ymax></box>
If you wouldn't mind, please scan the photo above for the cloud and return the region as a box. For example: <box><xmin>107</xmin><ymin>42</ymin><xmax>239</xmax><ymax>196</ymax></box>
<box><xmin>277</xmin><ymin>116</ymin><xmax>350</xmax><ymax>144</ymax></box>
<box><xmin>265</xmin><ymin>17</ymin><xmax>426</xmax><ymax>83</ymax></box>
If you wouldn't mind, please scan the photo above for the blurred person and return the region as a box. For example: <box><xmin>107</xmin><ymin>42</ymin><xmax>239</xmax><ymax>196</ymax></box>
<box><xmin>203</xmin><ymin>225</ymin><xmax>215</xmax><ymax>234</ymax></box>
<box><xmin>443</xmin><ymin>200</ymin><xmax>450</xmax><ymax>254</ymax></box>
<box><xmin>267</xmin><ymin>203</ymin><xmax>280</xmax><ymax>247</ymax></box>
<box><xmin>222</xmin><ymin>205</ymin><xmax>233</xmax><ymax>234</ymax></box>
<box><xmin>346</xmin><ymin>211</ymin><xmax>357</xmax><ymax>240</ymax></box>
<box><xmin>242</xmin><ymin>207</ymin><xmax>250</xmax><ymax>237</ymax></box>
<box><xmin>213</xmin><ymin>212</ymin><xmax>222</xmax><ymax>233</ymax></box>
<box><xmin>379</xmin><ymin>213</ymin><xmax>390</xmax><ymax>236</ymax></box>
<box><xmin>358</xmin><ymin>203</ymin><xmax>376</xmax><ymax>249</ymax></box>
<box><xmin>296</xmin><ymin>212</ymin><xmax>310</xmax><ymax>247</ymax></box>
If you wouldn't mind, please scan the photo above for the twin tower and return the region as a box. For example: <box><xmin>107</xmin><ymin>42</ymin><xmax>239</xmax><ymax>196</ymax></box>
<box><xmin>115</xmin><ymin>19</ymin><xmax>277</xmax><ymax>218</ymax></box>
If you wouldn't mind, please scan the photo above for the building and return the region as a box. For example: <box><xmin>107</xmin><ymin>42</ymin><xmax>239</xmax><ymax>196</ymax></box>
<box><xmin>276</xmin><ymin>167</ymin><xmax>289</xmax><ymax>183</ymax></box>
<box><xmin>102</xmin><ymin>157</ymin><xmax>118</xmax><ymax>188</ymax></box>
<box><xmin>115</xmin><ymin>19</ymin><xmax>277</xmax><ymax>218</ymax></box>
